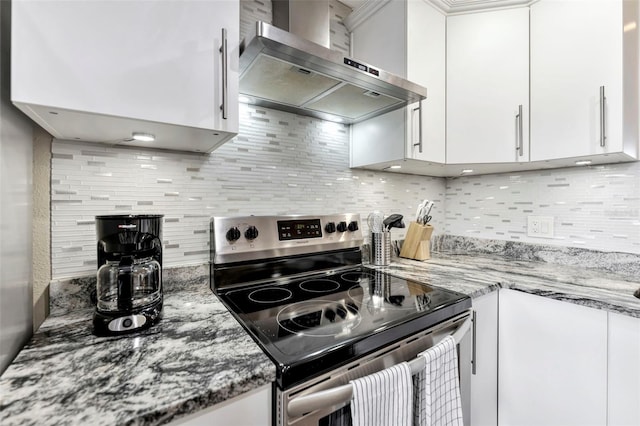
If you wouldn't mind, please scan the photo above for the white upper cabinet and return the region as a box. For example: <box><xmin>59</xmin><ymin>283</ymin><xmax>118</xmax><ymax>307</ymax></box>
<box><xmin>349</xmin><ymin>0</ymin><xmax>447</xmax><ymax>173</ymax></box>
<box><xmin>447</xmin><ymin>8</ymin><xmax>530</xmax><ymax>165</ymax></box>
<box><xmin>11</xmin><ymin>0</ymin><xmax>239</xmax><ymax>153</ymax></box>
<box><xmin>530</xmin><ymin>0</ymin><xmax>639</xmax><ymax>162</ymax></box>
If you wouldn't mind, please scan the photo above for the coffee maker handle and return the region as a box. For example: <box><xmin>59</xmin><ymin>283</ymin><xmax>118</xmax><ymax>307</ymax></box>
<box><xmin>117</xmin><ymin>256</ymin><xmax>135</xmax><ymax>311</ymax></box>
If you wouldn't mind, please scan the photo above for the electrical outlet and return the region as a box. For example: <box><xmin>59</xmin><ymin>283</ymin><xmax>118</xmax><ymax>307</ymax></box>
<box><xmin>527</xmin><ymin>216</ymin><xmax>554</xmax><ymax>238</ymax></box>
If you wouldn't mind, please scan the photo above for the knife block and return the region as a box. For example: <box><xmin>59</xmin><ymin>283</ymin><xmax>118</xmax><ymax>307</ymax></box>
<box><xmin>399</xmin><ymin>222</ymin><xmax>434</xmax><ymax>261</ymax></box>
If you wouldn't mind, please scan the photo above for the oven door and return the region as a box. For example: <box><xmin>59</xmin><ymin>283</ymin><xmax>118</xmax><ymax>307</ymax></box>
<box><xmin>275</xmin><ymin>310</ymin><xmax>473</xmax><ymax>426</ymax></box>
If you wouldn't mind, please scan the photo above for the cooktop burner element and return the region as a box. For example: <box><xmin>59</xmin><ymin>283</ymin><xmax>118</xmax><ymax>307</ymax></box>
<box><xmin>340</xmin><ymin>271</ymin><xmax>376</xmax><ymax>283</ymax></box>
<box><xmin>277</xmin><ymin>300</ymin><xmax>361</xmax><ymax>337</ymax></box>
<box><xmin>299</xmin><ymin>279</ymin><xmax>341</xmax><ymax>293</ymax></box>
<box><xmin>210</xmin><ymin>214</ymin><xmax>471</xmax><ymax>390</ymax></box>
<box><xmin>248</xmin><ymin>287</ymin><xmax>293</xmax><ymax>304</ymax></box>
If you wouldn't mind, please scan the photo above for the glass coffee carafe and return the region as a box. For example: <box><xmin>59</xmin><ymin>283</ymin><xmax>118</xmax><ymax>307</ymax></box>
<box><xmin>96</xmin><ymin>256</ymin><xmax>162</xmax><ymax>313</ymax></box>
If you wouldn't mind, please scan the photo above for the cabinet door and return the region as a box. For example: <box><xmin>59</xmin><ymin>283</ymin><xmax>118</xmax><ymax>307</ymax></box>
<box><xmin>498</xmin><ymin>289</ymin><xmax>607</xmax><ymax>426</ymax></box>
<box><xmin>471</xmin><ymin>292</ymin><xmax>498</xmax><ymax>426</ymax></box>
<box><xmin>350</xmin><ymin>0</ymin><xmax>407</xmax><ymax>168</ymax></box>
<box><xmin>170</xmin><ymin>384</ymin><xmax>271</xmax><ymax>426</ymax></box>
<box><xmin>350</xmin><ymin>0</ymin><xmax>406</xmax><ymax>76</ymax></box>
<box><xmin>12</xmin><ymin>0</ymin><xmax>238</xmax><ymax>150</ymax></box>
<box><xmin>447</xmin><ymin>8</ymin><xmax>529</xmax><ymax>164</ymax></box>
<box><xmin>406</xmin><ymin>1</ymin><xmax>446</xmax><ymax>164</ymax></box>
<box><xmin>350</xmin><ymin>0</ymin><xmax>445</xmax><ymax>167</ymax></box>
<box><xmin>530</xmin><ymin>0</ymin><xmax>623</xmax><ymax>161</ymax></box>
<box><xmin>608</xmin><ymin>312</ymin><xmax>640</xmax><ymax>426</ymax></box>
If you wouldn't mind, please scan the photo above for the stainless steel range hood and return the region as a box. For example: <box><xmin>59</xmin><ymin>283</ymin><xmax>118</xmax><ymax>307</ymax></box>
<box><xmin>239</xmin><ymin>2</ymin><xmax>427</xmax><ymax>124</ymax></box>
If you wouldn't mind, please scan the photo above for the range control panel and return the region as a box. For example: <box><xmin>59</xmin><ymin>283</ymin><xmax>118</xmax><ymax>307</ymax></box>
<box><xmin>212</xmin><ymin>214</ymin><xmax>363</xmax><ymax>264</ymax></box>
<box><xmin>277</xmin><ymin>219</ymin><xmax>322</xmax><ymax>240</ymax></box>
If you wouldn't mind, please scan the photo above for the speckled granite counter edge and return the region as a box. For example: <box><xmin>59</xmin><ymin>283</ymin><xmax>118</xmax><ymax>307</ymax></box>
<box><xmin>432</xmin><ymin>234</ymin><xmax>640</xmax><ymax>278</ymax></box>
<box><xmin>0</xmin><ymin>264</ymin><xmax>276</xmax><ymax>426</ymax></box>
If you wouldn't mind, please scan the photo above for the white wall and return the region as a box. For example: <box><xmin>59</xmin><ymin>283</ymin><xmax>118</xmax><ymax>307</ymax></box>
<box><xmin>0</xmin><ymin>0</ymin><xmax>34</xmax><ymax>373</ymax></box>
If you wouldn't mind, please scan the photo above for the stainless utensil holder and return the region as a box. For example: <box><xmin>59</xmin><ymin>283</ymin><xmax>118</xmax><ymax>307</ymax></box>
<box><xmin>371</xmin><ymin>232</ymin><xmax>391</xmax><ymax>266</ymax></box>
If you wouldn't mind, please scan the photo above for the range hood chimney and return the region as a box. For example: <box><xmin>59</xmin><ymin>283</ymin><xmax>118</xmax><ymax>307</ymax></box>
<box><xmin>272</xmin><ymin>0</ymin><xmax>331</xmax><ymax>48</ymax></box>
<box><xmin>239</xmin><ymin>0</ymin><xmax>427</xmax><ymax>124</ymax></box>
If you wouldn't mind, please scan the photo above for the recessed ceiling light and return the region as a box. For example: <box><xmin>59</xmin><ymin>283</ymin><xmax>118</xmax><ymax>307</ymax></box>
<box><xmin>575</xmin><ymin>160</ymin><xmax>592</xmax><ymax>166</ymax></box>
<box><xmin>132</xmin><ymin>132</ymin><xmax>155</xmax><ymax>142</ymax></box>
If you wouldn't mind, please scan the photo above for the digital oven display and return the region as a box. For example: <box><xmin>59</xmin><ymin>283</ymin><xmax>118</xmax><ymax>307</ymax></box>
<box><xmin>277</xmin><ymin>219</ymin><xmax>322</xmax><ymax>241</ymax></box>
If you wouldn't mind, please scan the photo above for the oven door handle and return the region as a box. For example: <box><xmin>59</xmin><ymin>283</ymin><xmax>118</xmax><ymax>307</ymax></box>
<box><xmin>287</xmin><ymin>315</ymin><xmax>473</xmax><ymax>418</ymax></box>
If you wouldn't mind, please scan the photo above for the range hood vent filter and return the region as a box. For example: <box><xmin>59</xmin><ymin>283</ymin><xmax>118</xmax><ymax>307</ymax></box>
<box><xmin>239</xmin><ymin>21</ymin><xmax>427</xmax><ymax>124</ymax></box>
<box><xmin>241</xmin><ymin>54</ymin><xmax>341</xmax><ymax>107</ymax></box>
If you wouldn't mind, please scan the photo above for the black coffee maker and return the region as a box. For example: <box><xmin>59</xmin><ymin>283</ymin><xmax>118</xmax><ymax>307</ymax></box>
<box><xmin>94</xmin><ymin>214</ymin><xmax>163</xmax><ymax>336</ymax></box>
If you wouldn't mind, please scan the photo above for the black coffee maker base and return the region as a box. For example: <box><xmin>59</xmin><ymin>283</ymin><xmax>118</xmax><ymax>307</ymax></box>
<box><xmin>93</xmin><ymin>302</ymin><xmax>163</xmax><ymax>336</ymax></box>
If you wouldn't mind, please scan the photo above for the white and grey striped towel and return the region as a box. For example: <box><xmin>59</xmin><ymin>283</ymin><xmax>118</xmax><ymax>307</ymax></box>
<box><xmin>350</xmin><ymin>361</ymin><xmax>413</xmax><ymax>426</ymax></box>
<box><xmin>413</xmin><ymin>336</ymin><xmax>464</xmax><ymax>426</ymax></box>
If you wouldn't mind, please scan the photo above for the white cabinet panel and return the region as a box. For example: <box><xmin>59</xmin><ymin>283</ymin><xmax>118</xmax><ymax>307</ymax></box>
<box><xmin>350</xmin><ymin>0</ymin><xmax>446</xmax><ymax>170</ymax></box>
<box><xmin>351</xmin><ymin>0</ymin><xmax>406</xmax><ymax>77</ymax></box>
<box><xmin>170</xmin><ymin>384</ymin><xmax>271</xmax><ymax>426</ymax></box>
<box><xmin>12</xmin><ymin>0</ymin><xmax>239</xmax><ymax>152</ymax></box>
<box><xmin>530</xmin><ymin>0</ymin><xmax>638</xmax><ymax>162</ymax></box>
<box><xmin>608</xmin><ymin>312</ymin><xmax>640</xmax><ymax>426</ymax></box>
<box><xmin>447</xmin><ymin>8</ymin><xmax>529</xmax><ymax>165</ymax></box>
<box><xmin>498</xmin><ymin>289</ymin><xmax>608</xmax><ymax>426</ymax></box>
<box><xmin>471</xmin><ymin>292</ymin><xmax>498</xmax><ymax>426</ymax></box>
<box><xmin>406</xmin><ymin>0</ymin><xmax>446</xmax><ymax>163</ymax></box>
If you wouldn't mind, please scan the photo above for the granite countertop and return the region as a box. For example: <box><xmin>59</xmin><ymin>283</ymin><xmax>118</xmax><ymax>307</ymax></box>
<box><xmin>0</xmin><ymin>266</ymin><xmax>276</xmax><ymax>426</ymax></box>
<box><xmin>369</xmin><ymin>249</ymin><xmax>640</xmax><ymax>319</ymax></box>
<box><xmin>1</xmin><ymin>238</ymin><xmax>638</xmax><ymax>426</ymax></box>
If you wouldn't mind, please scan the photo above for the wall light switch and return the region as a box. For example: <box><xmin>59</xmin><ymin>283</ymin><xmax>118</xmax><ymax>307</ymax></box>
<box><xmin>527</xmin><ymin>216</ymin><xmax>554</xmax><ymax>238</ymax></box>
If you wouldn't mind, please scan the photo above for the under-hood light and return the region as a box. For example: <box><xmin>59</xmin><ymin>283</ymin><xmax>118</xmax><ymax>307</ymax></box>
<box><xmin>575</xmin><ymin>160</ymin><xmax>592</xmax><ymax>166</ymax></box>
<box><xmin>132</xmin><ymin>132</ymin><xmax>155</xmax><ymax>142</ymax></box>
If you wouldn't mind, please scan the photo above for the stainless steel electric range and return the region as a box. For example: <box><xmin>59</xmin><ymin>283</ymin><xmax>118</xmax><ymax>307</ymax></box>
<box><xmin>210</xmin><ymin>214</ymin><xmax>473</xmax><ymax>426</ymax></box>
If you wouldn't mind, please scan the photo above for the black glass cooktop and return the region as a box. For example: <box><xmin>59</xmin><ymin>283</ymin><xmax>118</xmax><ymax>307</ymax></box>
<box><xmin>217</xmin><ymin>267</ymin><xmax>471</xmax><ymax>389</ymax></box>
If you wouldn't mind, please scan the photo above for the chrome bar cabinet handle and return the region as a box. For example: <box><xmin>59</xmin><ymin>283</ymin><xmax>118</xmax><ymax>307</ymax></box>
<box><xmin>471</xmin><ymin>310</ymin><xmax>477</xmax><ymax>375</ymax></box>
<box><xmin>412</xmin><ymin>101</ymin><xmax>423</xmax><ymax>154</ymax></box>
<box><xmin>515</xmin><ymin>104</ymin><xmax>523</xmax><ymax>157</ymax></box>
<box><xmin>219</xmin><ymin>28</ymin><xmax>228</xmax><ymax>120</ymax></box>
<box><xmin>599</xmin><ymin>86</ymin><xmax>606</xmax><ymax>147</ymax></box>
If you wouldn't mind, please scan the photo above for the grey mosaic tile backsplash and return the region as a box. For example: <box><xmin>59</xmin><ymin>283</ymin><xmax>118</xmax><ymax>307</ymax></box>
<box><xmin>51</xmin><ymin>106</ymin><xmax>445</xmax><ymax>278</ymax></box>
<box><xmin>444</xmin><ymin>162</ymin><xmax>640</xmax><ymax>254</ymax></box>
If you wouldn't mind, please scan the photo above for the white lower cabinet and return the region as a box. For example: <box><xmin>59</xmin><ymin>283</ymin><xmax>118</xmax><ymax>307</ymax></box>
<box><xmin>498</xmin><ymin>289</ymin><xmax>608</xmax><ymax>426</ymax></box>
<box><xmin>170</xmin><ymin>384</ymin><xmax>271</xmax><ymax>426</ymax></box>
<box><xmin>470</xmin><ymin>292</ymin><xmax>498</xmax><ymax>426</ymax></box>
<box><xmin>608</xmin><ymin>312</ymin><xmax>640</xmax><ymax>426</ymax></box>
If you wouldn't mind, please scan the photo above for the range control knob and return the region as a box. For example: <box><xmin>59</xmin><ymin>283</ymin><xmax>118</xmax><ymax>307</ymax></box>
<box><xmin>348</xmin><ymin>221</ymin><xmax>359</xmax><ymax>232</ymax></box>
<box><xmin>226</xmin><ymin>227</ymin><xmax>241</xmax><ymax>242</ymax></box>
<box><xmin>336</xmin><ymin>221</ymin><xmax>348</xmax><ymax>233</ymax></box>
<box><xmin>325</xmin><ymin>222</ymin><xmax>336</xmax><ymax>233</ymax></box>
<box><xmin>244</xmin><ymin>225</ymin><xmax>259</xmax><ymax>240</ymax></box>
